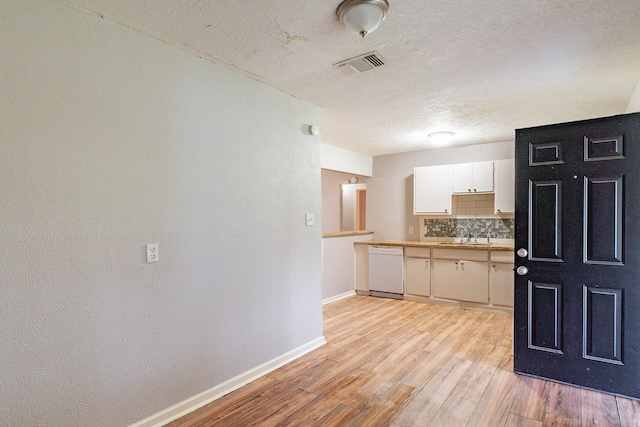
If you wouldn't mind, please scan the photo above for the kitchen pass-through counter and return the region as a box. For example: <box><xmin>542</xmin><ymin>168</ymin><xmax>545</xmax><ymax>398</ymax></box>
<box><xmin>355</xmin><ymin>240</ymin><xmax>515</xmax><ymax>314</ymax></box>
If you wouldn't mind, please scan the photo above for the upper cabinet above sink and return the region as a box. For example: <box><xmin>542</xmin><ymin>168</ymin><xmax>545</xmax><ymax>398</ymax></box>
<box><xmin>414</xmin><ymin>159</ymin><xmax>515</xmax><ymax>216</ymax></box>
<box><xmin>451</xmin><ymin>161</ymin><xmax>494</xmax><ymax>194</ymax></box>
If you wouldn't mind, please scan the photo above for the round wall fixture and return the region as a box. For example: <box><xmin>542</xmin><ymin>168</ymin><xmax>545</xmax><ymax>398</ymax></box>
<box><xmin>309</xmin><ymin>125</ymin><xmax>318</xmax><ymax>136</ymax></box>
<box><xmin>349</xmin><ymin>176</ymin><xmax>358</xmax><ymax>183</ymax></box>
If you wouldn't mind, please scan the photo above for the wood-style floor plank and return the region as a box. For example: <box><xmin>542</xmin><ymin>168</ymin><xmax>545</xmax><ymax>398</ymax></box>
<box><xmin>617</xmin><ymin>396</ymin><xmax>640</xmax><ymax>427</ymax></box>
<box><xmin>505</xmin><ymin>413</ymin><xmax>544</xmax><ymax>427</ymax></box>
<box><xmin>393</xmin><ymin>357</ymin><xmax>473</xmax><ymax>426</ymax></box>
<box><xmin>542</xmin><ymin>380</ymin><xmax>582</xmax><ymax>427</ymax></box>
<box><xmin>580</xmin><ymin>388</ymin><xmax>620</xmax><ymax>427</ymax></box>
<box><xmin>427</xmin><ymin>395</ymin><xmax>477</xmax><ymax>426</ymax></box>
<box><xmin>466</xmin><ymin>367</ymin><xmax>520</xmax><ymax>427</ymax></box>
<box><xmin>510</xmin><ymin>375</ymin><xmax>550</xmax><ymax>422</ymax></box>
<box><xmin>167</xmin><ymin>295</ymin><xmax>638</xmax><ymax>427</ymax></box>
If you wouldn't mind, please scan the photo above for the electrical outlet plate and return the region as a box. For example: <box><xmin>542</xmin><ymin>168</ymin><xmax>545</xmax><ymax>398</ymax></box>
<box><xmin>305</xmin><ymin>213</ymin><xmax>314</xmax><ymax>226</ymax></box>
<box><xmin>146</xmin><ymin>244</ymin><xmax>158</xmax><ymax>263</ymax></box>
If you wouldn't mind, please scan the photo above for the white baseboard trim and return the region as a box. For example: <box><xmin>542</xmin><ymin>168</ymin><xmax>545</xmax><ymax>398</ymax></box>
<box><xmin>129</xmin><ymin>336</ymin><xmax>326</xmax><ymax>427</ymax></box>
<box><xmin>322</xmin><ymin>290</ymin><xmax>356</xmax><ymax>305</ymax></box>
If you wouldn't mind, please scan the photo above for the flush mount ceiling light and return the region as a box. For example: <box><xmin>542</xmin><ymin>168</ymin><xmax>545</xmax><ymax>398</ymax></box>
<box><xmin>337</xmin><ymin>0</ymin><xmax>389</xmax><ymax>38</ymax></box>
<box><xmin>428</xmin><ymin>131</ymin><xmax>455</xmax><ymax>144</ymax></box>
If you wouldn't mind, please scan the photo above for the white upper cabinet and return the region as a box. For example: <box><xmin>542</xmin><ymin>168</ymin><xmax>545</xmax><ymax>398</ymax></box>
<box><xmin>494</xmin><ymin>159</ymin><xmax>515</xmax><ymax>214</ymax></box>
<box><xmin>451</xmin><ymin>161</ymin><xmax>494</xmax><ymax>194</ymax></box>
<box><xmin>414</xmin><ymin>165</ymin><xmax>452</xmax><ymax>214</ymax></box>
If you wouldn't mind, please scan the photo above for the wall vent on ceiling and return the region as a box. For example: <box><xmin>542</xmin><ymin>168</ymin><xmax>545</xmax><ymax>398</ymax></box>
<box><xmin>334</xmin><ymin>52</ymin><xmax>385</xmax><ymax>75</ymax></box>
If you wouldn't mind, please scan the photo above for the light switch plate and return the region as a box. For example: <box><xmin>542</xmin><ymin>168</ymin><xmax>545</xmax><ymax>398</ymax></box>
<box><xmin>305</xmin><ymin>213</ymin><xmax>314</xmax><ymax>226</ymax></box>
<box><xmin>146</xmin><ymin>244</ymin><xmax>158</xmax><ymax>263</ymax></box>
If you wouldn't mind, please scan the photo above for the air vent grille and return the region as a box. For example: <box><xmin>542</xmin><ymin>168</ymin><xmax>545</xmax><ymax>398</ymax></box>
<box><xmin>364</xmin><ymin>54</ymin><xmax>384</xmax><ymax>67</ymax></box>
<box><xmin>334</xmin><ymin>52</ymin><xmax>385</xmax><ymax>75</ymax></box>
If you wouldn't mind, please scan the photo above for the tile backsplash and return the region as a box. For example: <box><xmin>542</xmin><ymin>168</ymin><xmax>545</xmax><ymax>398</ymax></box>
<box><xmin>422</xmin><ymin>217</ymin><xmax>515</xmax><ymax>240</ymax></box>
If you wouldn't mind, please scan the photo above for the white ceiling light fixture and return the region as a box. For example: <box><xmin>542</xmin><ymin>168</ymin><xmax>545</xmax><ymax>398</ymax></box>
<box><xmin>428</xmin><ymin>131</ymin><xmax>455</xmax><ymax>144</ymax></box>
<box><xmin>337</xmin><ymin>0</ymin><xmax>389</xmax><ymax>38</ymax></box>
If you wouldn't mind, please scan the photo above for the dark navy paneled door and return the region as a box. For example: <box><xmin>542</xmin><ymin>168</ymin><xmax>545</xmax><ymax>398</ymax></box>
<box><xmin>514</xmin><ymin>112</ymin><xmax>640</xmax><ymax>398</ymax></box>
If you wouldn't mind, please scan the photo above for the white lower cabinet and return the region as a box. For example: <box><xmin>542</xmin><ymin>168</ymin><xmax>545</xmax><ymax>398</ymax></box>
<box><xmin>433</xmin><ymin>259</ymin><xmax>489</xmax><ymax>303</ymax></box>
<box><xmin>406</xmin><ymin>258</ymin><xmax>431</xmax><ymax>296</ymax></box>
<box><xmin>432</xmin><ymin>259</ymin><xmax>459</xmax><ymax>300</ymax></box>
<box><xmin>405</xmin><ymin>250</ymin><xmax>431</xmax><ymax>297</ymax></box>
<box><xmin>432</xmin><ymin>249</ymin><xmax>489</xmax><ymax>303</ymax></box>
<box><xmin>459</xmin><ymin>261</ymin><xmax>490</xmax><ymax>303</ymax></box>
<box><xmin>490</xmin><ymin>251</ymin><xmax>514</xmax><ymax>307</ymax></box>
<box><xmin>362</xmin><ymin>243</ymin><xmax>513</xmax><ymax>311</ymax></box>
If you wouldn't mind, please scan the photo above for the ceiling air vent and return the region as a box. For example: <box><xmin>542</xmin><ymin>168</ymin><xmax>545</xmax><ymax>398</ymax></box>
<box><xmin>334</xmin><ymin>52</ymin><xmax>385</xmax><ymax>75</ymax></box>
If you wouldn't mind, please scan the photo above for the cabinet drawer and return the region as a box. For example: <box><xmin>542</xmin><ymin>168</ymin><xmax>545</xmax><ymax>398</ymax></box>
<box><xmin>433</xmin><ymin>248</ymin><xmax>488</xmax><ymax>262</ymax></box>
<box><xmin>405</xmin><ymin>247</ymin><xmax>431</xmax><ymax>258</ymax></box>
<box><xmin>490</xmin><ymin>251</ymin><xmax>514</xmax><ymax>263</ymax></box>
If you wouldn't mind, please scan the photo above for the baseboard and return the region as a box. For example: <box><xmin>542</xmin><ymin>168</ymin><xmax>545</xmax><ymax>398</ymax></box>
<box><xmin>322</xmin><ymin>290</ymin><xmax>356</xmax><ymax>305</ymax></box>
<box><xmin>129</xmin><ymin>336</ymin><xmax>326</xmax><ymax>427</ymax></box>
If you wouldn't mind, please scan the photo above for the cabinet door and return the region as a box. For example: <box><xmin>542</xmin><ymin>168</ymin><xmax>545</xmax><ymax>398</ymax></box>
<box><xmin>472</xmin><ymin>161</ymin><xmax>494</xmax><ymax>193</ymax></box>
<box><xmin>494</xmin><ymin>159</ymin><xmax>515</xmax><ymax>213</ymax></box>
<box><xmin>490</xmin><ymin>262</ymin><xmax>514</xmax><ymax>307</ymax></box>
<box><xmin>414</xmin><ymin>165</ymin><xmax>452</xmax><ymax>214</ymax></box>
<box><xmin>451</xmin><ymin>163</ymin><xmax>473</xmax><ymax>193</ymax></box>
<box><xmin>451</xmin><ymin>162</ymin><xmax>494</xmax><ymax>194</ymax></box>
<box><xmin>405</xmin><ymin>257</ymin><xmax>430</xmax><ymax>296</ymax></box>
<box><xmin>458</xmin><ymin>260</ymin><xmax>489</xmax><ymax>303</ymax></box>
<box><xmin>432</xmin><ymin>259</ymin><xmax>459</xmax><ymax>300</ymax></box>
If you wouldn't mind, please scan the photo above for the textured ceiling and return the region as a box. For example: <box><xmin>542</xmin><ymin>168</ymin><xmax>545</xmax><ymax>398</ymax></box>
<box><xmin>63</xmin><ymin>0</ymin><xmax>640</xmax><ymax>156</ymax></box>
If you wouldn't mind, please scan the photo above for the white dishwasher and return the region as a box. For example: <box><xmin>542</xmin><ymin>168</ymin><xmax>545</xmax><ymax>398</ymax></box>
<box><xmin>368</xmin><ymin>245</ymin><xmax>404</xmax><ymax>299</ymax></box>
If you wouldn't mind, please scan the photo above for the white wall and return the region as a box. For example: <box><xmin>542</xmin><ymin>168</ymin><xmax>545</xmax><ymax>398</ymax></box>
<box><xmin>321</xmin><ymin>169</ymin><xmax>368</xmax><ymax>233</ymax></box>
<box><xmin>626</xmin><ymin>77</ymin><xmax>640</xmax><ymax>113</ymax></box>
<box><xmin>368</xmin><ymin>141</ymin><xmax>514</xmax><ymax>240</ymax></box>
<box><xmin>321</xmin><ymin>234</ymin><xmax>372</xmax><ymax>301</ymax></box>
<box><xmin>321</xmin><ymin>144</ymin><xmax>373</xmax><ymax>177</ymax></box>
<box><xmin>0</xmin><ymin>1</ymin><xmax>322</xmax><ymax>426</ymax></box>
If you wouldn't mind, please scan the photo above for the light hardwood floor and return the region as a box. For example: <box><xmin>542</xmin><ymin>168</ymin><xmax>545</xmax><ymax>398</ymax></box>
<box><xmin>167</xmin><ymin>295</ymin><xmax>640</xmax><ymax>426</ymax></box>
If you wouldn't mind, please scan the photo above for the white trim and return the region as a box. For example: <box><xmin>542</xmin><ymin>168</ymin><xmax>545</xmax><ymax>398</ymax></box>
<box><xmin>323</xmin><ymin>290</ymin><xmax>356</xmax><ymax>305</ymax></box>
<box><xmin>129</xmin><ymin>336</ymin><xmax>326</xmax><ymax>427</ymax></box>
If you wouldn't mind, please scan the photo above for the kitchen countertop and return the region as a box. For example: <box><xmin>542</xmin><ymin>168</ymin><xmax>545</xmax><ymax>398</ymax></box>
<box><xmin>354</xmin><ymin>240</ymin><xmax>514</xmax><ymax>251</ymax></box>
<box><xmin>322</xmin><ymin>230</ymin><xmax>374</xmax><ymax>238</ymax></box>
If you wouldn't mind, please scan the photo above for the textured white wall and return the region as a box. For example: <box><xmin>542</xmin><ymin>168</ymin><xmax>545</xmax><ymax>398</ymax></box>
<box><xmin>320</xmin><ymin>144</ymin><xmax>373</xmax><ymax>176</ymax></box>
<box><xmin>626</xmin><ymin>78</ymin><xmax>640</xmax><ymax>113</ymax></box>
<box><xmin>321</xmin><ymin>234</ymin><xmax>372</xmax><ymax>300</ymax></box>
<box><xmin>0</xmin><ymin>1</ymin><xmax>322</xmax><ymax>426</ymax></box>
<box><xmin>368</xmin><ymin>141</ymin><xmax>514</xmax><ymax>240</ymax></box>
<box><xmin>321</xmin><ymin>169</ymin><xmax>367</xmax><ymax>233</ymax></box>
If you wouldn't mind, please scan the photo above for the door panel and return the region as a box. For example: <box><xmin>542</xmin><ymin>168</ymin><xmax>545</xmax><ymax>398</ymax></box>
<box><xmin>582</xmin><ymin>286</ymin><xmax>623</xmax><ymax>365</ymax></box>
<box><xmin>584</xmin><ymin>135</ymin><xmax>624</xmax><ymax>161</ymax></box>
<box><xmin>529</xmin><ymin>181</ymin><xmax>562</xmax><ymax>261</ymax></box>
<box><xmin>514</xmin><ymin>112</ymin><xmax>640</xmax><ymax>399</ymax></box>
<box><xmin>583</xmin><ymin>177</ymin><xmax>623</xmax><ymax>264</ymax></box>
<box><xmin>528</xmin><ymin>281</ymin><xmax>563</xmax><ymax>353</ymax></box>
<box><xmin>529</xmin><ymin>141</ymin><xmax>563</xmax><ymax>165</ymax></box>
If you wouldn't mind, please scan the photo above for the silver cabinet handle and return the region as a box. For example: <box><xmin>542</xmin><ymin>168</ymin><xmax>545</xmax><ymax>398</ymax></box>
<box><xmin>516</xmin><ymin>266</ymin><xmax>528</xmax><ymax>276</ymax></box>
<box><xmin>517</xmin><ymin>248</ymin><xmax>528</xmax><ymax>258</ymax></box>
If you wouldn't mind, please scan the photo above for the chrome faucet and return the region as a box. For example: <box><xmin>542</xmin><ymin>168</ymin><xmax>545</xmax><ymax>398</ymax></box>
<box><xmin>465</xmin><ymin>220</ymin><xmax>472</xmax><ymax>242</ymax></box>
<box><xmin>487</xmin><ymin>231</ymin><xmax>492</xmax><ymax>244</ymax></box>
